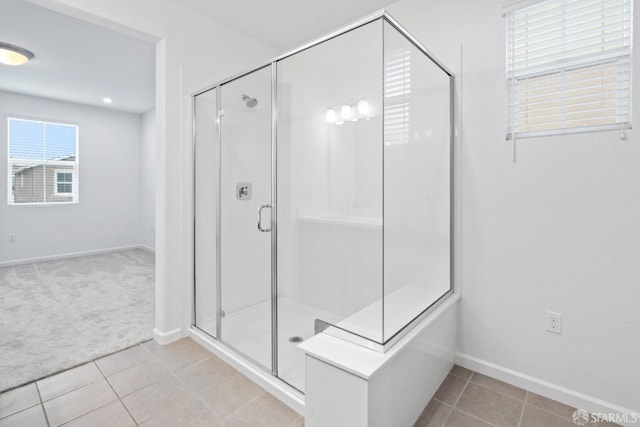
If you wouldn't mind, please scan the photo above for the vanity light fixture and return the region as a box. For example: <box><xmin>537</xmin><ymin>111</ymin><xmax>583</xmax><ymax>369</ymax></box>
<box><xmin>358</xmin><ymin>100</ymin><xmax>369</xmax><ymax>115</ymax></box>
<box><xmin>0</xmin><ymin>42</ymin><xmax>34</xmax><ymax>66</ymax></box>
<box><xmin>326</xmin><ymin>99</ymin><xmax>372</xmax><ymax>124</ymax></box>
<box><xmin>340</xmin><ymin>104</ymin><xmax>352</xmax><ymax>120</ymax></box>
<box><xmin>325</xmin><ymin>108</ymin><xmax>336</xmax><ymax>123</ymax></box>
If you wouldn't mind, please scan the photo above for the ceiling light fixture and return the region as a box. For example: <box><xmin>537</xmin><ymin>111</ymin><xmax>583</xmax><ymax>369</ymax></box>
<box><xmin>102</xmin><ymin>97</ymin><xmax>113</xmax><ymax>104</ymax></box>
<box><xmin>0</xmin><ymin>42</ymin><xmax>34</xmax><ymax>66</ymax></box>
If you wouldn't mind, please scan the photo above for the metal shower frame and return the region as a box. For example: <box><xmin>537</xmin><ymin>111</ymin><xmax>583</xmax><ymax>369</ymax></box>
<box><xmin>192</xmin><ymin>9</ymin><xmax>455</xmax><ymax>384</ymax></box>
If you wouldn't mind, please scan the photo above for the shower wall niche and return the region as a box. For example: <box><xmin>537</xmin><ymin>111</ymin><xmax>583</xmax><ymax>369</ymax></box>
<box><xmin>193</xmin><ymin>12</ymin><xmax>453</xmax><ymax>394</ymax></box>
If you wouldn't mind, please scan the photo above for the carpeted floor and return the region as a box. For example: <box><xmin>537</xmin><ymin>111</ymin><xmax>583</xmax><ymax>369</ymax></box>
<box><xmin>0</xmin><ymin>249</ymin><xmax>155</xmax><ymax>392</ymax></box>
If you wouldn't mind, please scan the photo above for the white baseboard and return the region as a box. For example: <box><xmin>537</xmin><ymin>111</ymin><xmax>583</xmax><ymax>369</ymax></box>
<box><xmin>138</xmin><ymin>245</ymin><xmax>156</xmax><ymax>254</ymax></box>
<box><xmin>152</xmin><ymin>327</ymin><xmax>184</xmax><ymax>345</ymax></box>
<box><xmin>0</xmin><ymin>244</ymin><xmax>155</xmax><ymax>267</ymax></box>
<box><xmin>456</xmin><ymin>352</ymin><xmax>638</xmax><ymax>427</ymax></box>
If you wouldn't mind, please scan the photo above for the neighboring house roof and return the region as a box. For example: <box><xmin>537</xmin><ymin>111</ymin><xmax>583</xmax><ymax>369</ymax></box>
<box><xmin>11</xmin><ymin>155</ymin><xmax>76</xmax><ymax>175</ymax></box>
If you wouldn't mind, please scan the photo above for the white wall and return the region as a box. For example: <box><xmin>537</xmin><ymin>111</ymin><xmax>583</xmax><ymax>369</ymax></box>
<box><xmin>27</xmin><ymin>0</ymin><xmax>279</xmax><ymax>341</ymax></box>
<box><xmin>140</xmin><ymin>109</ymin><xmax>155</xmax><ymax>251</ymax></box>
<box><xmin>0</xmin><ymin>90</ymin><xmax>143</xmax><ymax>264</ymax></box>
<box><xmin>388</xmin><ymin>0</ymin><xmax>640</xmax><ymax>414</ymax></box>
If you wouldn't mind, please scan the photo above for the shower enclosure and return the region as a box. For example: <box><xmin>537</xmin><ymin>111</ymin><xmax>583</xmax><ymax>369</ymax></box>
<box><xmin>193</xmin><ymin>12</ymin><xmax>453</xmax><ymax>394</ymax></box>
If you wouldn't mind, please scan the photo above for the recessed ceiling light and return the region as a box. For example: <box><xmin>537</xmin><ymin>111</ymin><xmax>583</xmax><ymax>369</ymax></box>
<box><xmin>0</xmin><ymin>42</ymin><xmax>34</xmax><ymax>66</ymax></box>
<box><xmin>102</xmin><ymin>97</ymin><xmax>113</xmax><ymax>104</ymax></box>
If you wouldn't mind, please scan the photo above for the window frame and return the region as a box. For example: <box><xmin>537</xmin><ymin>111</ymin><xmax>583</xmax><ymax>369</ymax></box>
<box><xmin>7</xmin><ymin>117</ymin><xmax>80</xmax><ymax>206</ymax></box>
<box><xmin>505</xmin><ymin>0</ymin><xmax>633</xmax><ymax>139</ymax></box>
<box><xmin>54</xmin><ymin>170</ymin><xmax>74</xmax><ymax>196</ymax></box>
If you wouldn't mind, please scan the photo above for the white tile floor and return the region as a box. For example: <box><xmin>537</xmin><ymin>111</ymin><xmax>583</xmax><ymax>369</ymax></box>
<box><xmin>0</xmin><ymin>338</ymin><xmax>303</xmax><ymax>427</ymax></box>
<box><xmin>0</xmin><ymin>337</ymin><xmax>621</xmax><ymax>427</ymax></box>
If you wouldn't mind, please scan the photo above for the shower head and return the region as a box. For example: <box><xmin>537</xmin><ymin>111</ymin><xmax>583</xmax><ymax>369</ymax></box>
<box><xmin>242</xmin><ymin>94</ymin><xmax>258</xmax><ymax>108</ymax></box>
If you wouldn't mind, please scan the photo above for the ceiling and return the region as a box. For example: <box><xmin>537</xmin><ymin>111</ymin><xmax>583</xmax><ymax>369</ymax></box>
<box><xmin>0</xmin><ymin>0</ymin><xmax>155</xmax><ymax>114</ymax></box>
<box><xmin>0</xmin><ymin>0</ymin><xmax>393</xmax><ymax>114</ymax></box>
<box><xmin>170</xmin><ymin>0</ymin><xmax>394</xmax><ymax>51</ymax></box>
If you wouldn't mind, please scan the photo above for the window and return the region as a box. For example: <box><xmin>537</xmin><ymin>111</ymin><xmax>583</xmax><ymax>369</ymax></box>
<box><xmin>7</xmin><ymin>118</ymin><xmax>79</xmax><ymax>205</ymax></box>
<box><xmin>55</xmin><ymin>171</ymin><xmax>73</xmax><ymax>195</ymax></box>
<box><xmin>506</xmin><ymin>0</ymin><xmax>633</xmax><ymax>139</ymax></box>
<box><xmin>384</xmin><ymin>48</ymin><xmax>411</xmax><ymax>146</ymax></box>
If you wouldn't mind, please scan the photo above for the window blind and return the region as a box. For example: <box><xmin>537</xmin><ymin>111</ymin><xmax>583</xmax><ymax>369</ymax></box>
<box><xmin>384</xmin><ymin>48</ymin><xmax>411</xmax><ymax>146</ymax></box>
<box><xmin>7</xmin><ymin>118</ymin><xmax>79</xmax><ymax>205</ymax></box>
<box><xmin>506</xmin><ymin>0</ymin><xmax>633</xmax><ymax>139</ymax></box>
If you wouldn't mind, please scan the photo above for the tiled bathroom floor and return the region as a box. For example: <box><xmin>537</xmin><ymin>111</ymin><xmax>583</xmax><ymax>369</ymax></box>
<box><xmin>0</xmin><ymin>337</ymin><xmax>620</xmax><ymax>427</ymax></box>
<box><xmin>415</xmin><ymin>365</ymin><xmax>621</xmax><ymax>427</ymax></box>
<box><xmin>0</xmin><ymin>338</ymin><xmax>302</xmax><ymax>426</ymax></box>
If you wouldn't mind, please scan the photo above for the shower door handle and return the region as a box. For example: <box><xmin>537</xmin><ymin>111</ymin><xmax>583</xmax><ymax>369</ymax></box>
<box><xmin>257</xmin><ymin>204</ymin><xmax>272</xmax><ymax>232</ymax></box>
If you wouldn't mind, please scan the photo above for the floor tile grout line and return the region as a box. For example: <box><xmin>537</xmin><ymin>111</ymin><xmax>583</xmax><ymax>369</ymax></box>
<box><xmin>525</xmin><ymin>401</ymin><xmax>581</xmax><ymax>423</ymax></box>
<box><xmin>134</xmin><ymin>354</ymin><xmax>230</xmax><ymax>426</ymax></box>
<box><xmin>0</xmin><ymin>390</ymin><xmax>41</xmax><ymax>421</ymax></box>
<box><xmin>439</xmin><ymin>403</ymin><xmax>455</xmax><ymax>427</ymax></box>
<box><xmin>102</xmin><ymin>352</ymin><xmax>176</xmax><ymax>399</ymax></box>
<box><xmin>517</xmin><ymin>391</ymin><xmax>529</xmax><ymax>427</ymax></box>
<box><xmin>191</xmin><ymin>367</ymin><xmax>267</xmax><ymax>422</ymax></box>
<box><xmin>220</xmin><ymin>389</ymin><xmax>269</xmax><ymax>422</ymax></box>
<box><xmin>429</xmin><ymin>395</ymin><xmax>454</xmax><ymax>425</ymax></box>
<box><xmin>82</xmin><ymin>338</ymin><xmax>207</xmax><ymax>425</ymax></box>
<box><xmin>451</xmin><ymin>370</ymin><xmax>474</xmax><ymax>408</ymax></box>
<box><xmin>42</xmin><ymin>378</ymin><xmax>118</xmax><ymax>427</ymax></box>
<box><xmin>36</xmin><ymin>365</ymin><xmax>107</xmax><ymax>404</ymax></box>
<box><xmin>137</xmin><ymin>360</ymin><xmax>209</xmax><ymax>423</ymax></box>
<box><xmin>39</xmin><ymin>404</ymin><xmax>51</xmax><ymax>427</ymax></box>
<box><xmin>447</xmin><ymin>368</ymin><xmax>473</xmax><ymax>381</ymax></box>
<box><xmin>109</xmin><ymin>371</ymin><xmax>172</xmax><ymax>401</ymax></box>
<box><xmin>49</xmin><ymin>371</ymin><xmax>121</xmax><ymax>426</ymax></box>
<box><xmin>467</xmin><ymin>376</ymin><xmax>528</xmax><ymax>403</ymax></box>
<box><xmin>3</xmin><ymin>340</ymin><xmax>154</xmax><ymax>396</ymax></box>
<box><xmin>95</xmin><ymin>360</ymin><xmax>139</xmax><ymax>427</ymax></box>
<box><xmin>34</xmin><ymin>382</ymin><xmax>51</xmax><ymax>427</ymax></box>
<box><xmin>96</xmin><ymin>344</ymin><xmax>161</xmax><ymax>378</ymax></box>
<box><xmin>451</xmin><ymin>407</ymin><xmax>500</xmax><ymax>427</ymax></box>
<box><xmin>168</xmin><ymin>362</ymin><xmax>203</xmax><ymax>398</ymax></box>
<box><xmin>438</xmin><ymin>370</ymin><xmax>474</xmax><ymax>426</ymax></box>
<box><xmin>432</xmin><ymin>397</ymin><xmax>454</xmax><ymax>407</ymax></box>
<box><xmin>447</xmin><ymin>371</ymin><xmax>502</xmax><ymax>427</ymax></box>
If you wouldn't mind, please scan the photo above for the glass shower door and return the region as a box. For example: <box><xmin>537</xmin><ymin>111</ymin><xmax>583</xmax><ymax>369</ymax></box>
<box><xmin>276</xmin><ymin>20</ymin><xmax>384</xmax><ymax>391</ymax></box>
<box><xmin>219</xmin><ymin>66</ymin><xmax>273</xmax><ymax>371</ymax></box>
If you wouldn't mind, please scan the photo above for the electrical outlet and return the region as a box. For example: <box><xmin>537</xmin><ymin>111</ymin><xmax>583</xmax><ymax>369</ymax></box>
<box><xmin>547</xmin><ymin>311</ymin><xmax>562</xmax><ymax>334</ymax></box>
<box><xmin>8</xmin><ymin>233</ymin><xmax>15</xmax><ymax>243</ymax></box>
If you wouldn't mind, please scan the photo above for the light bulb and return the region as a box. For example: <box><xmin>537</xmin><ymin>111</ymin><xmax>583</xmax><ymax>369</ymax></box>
<box><xmin>340</xmin><ymin>104</ymin><xmax>352</xmax><ymax>120</ymax></box>
<box><xmin>0</xmin><ymin>43</ymin><xmax>34</xmax><ymax>66</ymax></box>
<box><xmin>358</xmin><ymin>100</ymin><xmax>369</xmax><ymax>115</ymax></box>
<box><xmin>325</xmin><ymin>108</ymin><xmax>336</xmax><ymax>123</ymax></box>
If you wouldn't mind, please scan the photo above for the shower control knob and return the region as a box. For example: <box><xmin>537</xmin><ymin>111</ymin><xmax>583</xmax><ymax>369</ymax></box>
<box><xmin>236</xmin><ymin>182</ymin><xmax>252</xmax><ymax>200</ymax></box>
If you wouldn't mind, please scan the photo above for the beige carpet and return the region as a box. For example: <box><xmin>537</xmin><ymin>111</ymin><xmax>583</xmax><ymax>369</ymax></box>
<box><xmin>0</xmin><ymin>249</ymin><xmax>154</xmax><ymax>392</ymax></box>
